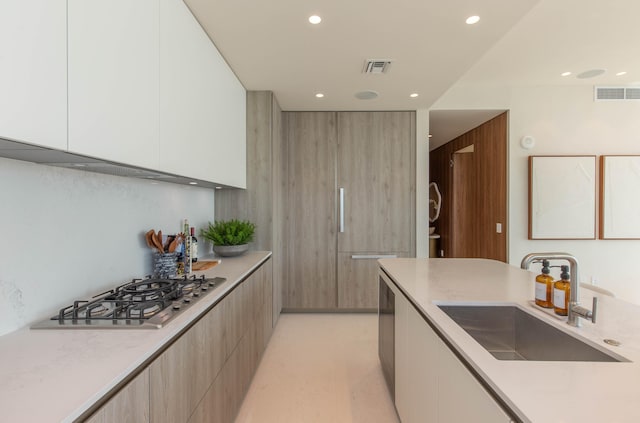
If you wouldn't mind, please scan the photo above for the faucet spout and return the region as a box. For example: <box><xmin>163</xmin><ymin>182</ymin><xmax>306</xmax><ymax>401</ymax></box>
<box><xmin>520</xmin><ymin>252</ymin><xmax>594</xmax><ymax>327</ymax></box>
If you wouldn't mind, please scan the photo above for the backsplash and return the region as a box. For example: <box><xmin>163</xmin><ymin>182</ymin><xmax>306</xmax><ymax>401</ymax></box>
<box><xmin>0</xmin><ymin>157</ymin><xmax>216</xmax><ymax>336</ymax></box>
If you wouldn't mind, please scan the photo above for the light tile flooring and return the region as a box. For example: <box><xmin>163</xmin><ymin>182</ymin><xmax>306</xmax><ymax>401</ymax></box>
<box><xmin>235</xmin><ymin>313</ymin><xmax>400</xmax><ymax>423</ymax></box>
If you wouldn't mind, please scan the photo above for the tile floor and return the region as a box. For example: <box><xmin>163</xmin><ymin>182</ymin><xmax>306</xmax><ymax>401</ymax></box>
<box><xmin>235</xmin><ymin>313</ymin><xmax>400</xmax><ymax>423</ymax></box>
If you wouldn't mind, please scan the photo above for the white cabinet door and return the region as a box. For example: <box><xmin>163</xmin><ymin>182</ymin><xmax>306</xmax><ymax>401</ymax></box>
<box><xmin>0</xmin><ymin>0</ymin><xmax>67</xmax><ymax>149</ymax></box>
<box><xmin>159</xmin><ymin>0</ymin><xmax>246</xmax><ymax>187</ymax></box>
<box><xmin>392</xmin><ymin>286</ymin><xmax>512</xmax><ymax>423</ymax></box>
<box><xmin>437</xmin><ymin>340</ymin><xmax>512</xmax><ymax>423</ymax></box>
<box><xmin>68</xmin><ymin>0</ymin><xmax>160</xmax><ymax>169</ymax></box>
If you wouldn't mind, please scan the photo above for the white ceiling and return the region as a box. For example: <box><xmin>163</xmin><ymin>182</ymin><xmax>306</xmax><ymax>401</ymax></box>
<box><xmin>185</xmin><ymin>0</ymin><xmax>640</xmax><ymax>146</ymax></box>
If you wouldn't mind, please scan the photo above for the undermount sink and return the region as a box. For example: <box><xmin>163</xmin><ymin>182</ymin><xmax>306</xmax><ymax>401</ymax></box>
<box><xmin>437</xmin><ymin>305</ymin><xmax>626</xmax><ymax>362</ymax></box>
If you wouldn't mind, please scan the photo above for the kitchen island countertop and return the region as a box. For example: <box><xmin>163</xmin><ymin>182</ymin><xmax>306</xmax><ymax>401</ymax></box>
<box><xmin>379</xmin><ymin>257</ymin><xmax>640</xmax><ymax>423</ymax></box>
<box><xmin>0</xmin><ymin>251</ymin><xmax>271</xmax><ymax>423</ymax></box>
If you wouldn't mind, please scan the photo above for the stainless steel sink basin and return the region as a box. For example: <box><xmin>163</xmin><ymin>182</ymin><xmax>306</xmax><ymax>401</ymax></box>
<box><xmin>438</xmin><ymin>305</ymin><xmax>625</xmax><ymax>362</ymax></box>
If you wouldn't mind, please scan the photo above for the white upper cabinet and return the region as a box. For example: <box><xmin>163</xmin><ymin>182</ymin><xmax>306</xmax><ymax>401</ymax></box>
<box><xmin>159</xmin><ymin>0</ymin><xmax>246</xmax><ymax>188</ymax></box>
<box><xmin>68</xmin><ymin>0</ymin><xmax>160</xmax><ymax>169</ymax></box>
<box><xmin>0</xmin><ymin>0</ymin><xmax>67</xmax><ymax>149</ymax></box>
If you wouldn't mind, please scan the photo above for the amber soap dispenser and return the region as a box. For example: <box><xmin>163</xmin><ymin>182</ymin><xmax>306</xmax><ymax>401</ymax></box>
<box><xmin>534</xmin><ymin>260</ymin><xmax>554</xmax><ymax>308</ymax></box>
<box><xmin>553</xmin><ymin>265</ymin><xmax>571</xmax><ymax>316</ymax></box>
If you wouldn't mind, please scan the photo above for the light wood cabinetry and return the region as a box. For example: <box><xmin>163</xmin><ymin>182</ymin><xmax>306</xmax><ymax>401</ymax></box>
<box><xmin>85</xmin><ymin>369</ymin><xmax>150</xmax><ymax>423</ymax></box>
<box><xmin>150</xmin><ymin>258</ymin><xmax>272</xmax><ymax>423</ymax></box>
<box><xmin>284</xmin><ymin>112</ymin><xmax>339</xmax><ymax>309</ymax></box>
<box><xmin>67</xmin><ymin>0</ymin><xmax>160</xmax><ymax>169</ymax></box>
<box><xmin>383</xmin><ymin>272</ymin><xmax>513</xmax><ymax>423</ymax></box>
<box><xmin>159</xmin><ymin>0</ymin><xmax>246</xmax><ymax>187</ymax></box>
<box><xmin>216</xmin><ymin>91</ymin><xmax>285</xmax><ymax>326</ymax></box>
<box><xmin>284</xmin><ymin>111</ymin><xmax>414</xmax><ymax>310</ymax></box>
<box><xmin>337</xmin><ymin>112</ymin><xmax>414</xmax><ymax>252</ymax></box>
<box><xmin>0</xmin><ymin>0</ymin><xmax>67</xmax><ymax>149</ymax></box>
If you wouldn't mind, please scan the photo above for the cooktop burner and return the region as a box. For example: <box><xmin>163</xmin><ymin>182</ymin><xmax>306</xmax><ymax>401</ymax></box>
<box><xmin>31</xmin><ymin>275</ymin><xmax>226</xmax><ymax>329</ymax></box>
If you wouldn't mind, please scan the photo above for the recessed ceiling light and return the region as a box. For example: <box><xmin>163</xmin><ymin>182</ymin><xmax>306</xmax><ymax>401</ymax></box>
<box><xmin>428</xmin><ymin>134</ymin><xmax>433</xmax><ymax>138</ymax></box>
<box><xmin>466</xmin><ymin>15</ymin><xmax>480</xmax><ymax>25</ymax></box>
<box><xmin>315</xmin><ymin>93</ymin><xmax>324</xmax><ymax>98</ymax></box>
<box><xmin>308</xmin><ymin>15</ymin><xmax>322</xmax><ymax>24</ymax></box>
<box><xmin>616</xmin><ymin>71</ymin><xmax>627</xmax><ymax>76</ymax></box>
<box><xmin>189</xmin><ymin>182</ymin><xmax>198</xmax><ymax>185</ymax></box>
<box><xmin>561</xmin><ymin>71</ymin><xmax>572</xmax><ymax>77</ymax></box>
<box><xmin>215</xmin><ymin>186</ymin><xmax>223</xmax><ymax>190</ymax></box>
<box><xmin>410</xmin><ymin>93</ymin><xmax>419</xmax><ymax>98</ymax></box>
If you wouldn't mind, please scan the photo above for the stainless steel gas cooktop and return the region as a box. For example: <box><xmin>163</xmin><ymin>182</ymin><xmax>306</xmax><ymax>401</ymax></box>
<box><xmin>31</xmin><ymin>275</ymin><xmax>226</xmax><ymax>329</ymax></box>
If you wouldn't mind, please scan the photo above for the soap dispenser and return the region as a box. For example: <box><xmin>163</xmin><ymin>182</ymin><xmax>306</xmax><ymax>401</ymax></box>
<box><xmin>553</xmin><ymin>265</ymin><xmax>571</xmax><ymax>316</ymax></box>
<box><xmin>534</xmin><ymin>259</ymin><xmax>554</xmax><ymax>308</ymax></box>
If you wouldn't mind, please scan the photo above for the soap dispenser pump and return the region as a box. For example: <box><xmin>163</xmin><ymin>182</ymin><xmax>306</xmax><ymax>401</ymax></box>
<box><xmin>553</xmin><ymin>265</ymin><xmax>571</xmax><ymax>316</ymax></box>
<box><xmin>534</xmin><ymin>259</ymin><xmax>554</xmax><ymax>308</ymax></box>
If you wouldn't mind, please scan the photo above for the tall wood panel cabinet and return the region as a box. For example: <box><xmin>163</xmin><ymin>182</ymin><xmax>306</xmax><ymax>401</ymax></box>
<box><xmin>283</xmin><ymin>111</ymin><xmax>415</xmax><ymax>311</ymax></box>
<box><xmin>215</xmin><ymin>91</ymin><xmax>285</xmax><ymax>326</ymax></box>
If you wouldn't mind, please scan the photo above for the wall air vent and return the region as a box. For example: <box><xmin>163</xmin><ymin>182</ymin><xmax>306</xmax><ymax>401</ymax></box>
<box><xmin>363</xmin><ymin>59</ymin><xmax>392</xmax><ymax>74</ymax></box>
<box><xmin>595</xmin><ymin>86</ymin><xmax>640</xmax><ymax>101</ymax></box>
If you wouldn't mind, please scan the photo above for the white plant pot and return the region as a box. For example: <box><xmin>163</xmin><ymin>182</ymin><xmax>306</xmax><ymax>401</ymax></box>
<box><xmin>213</xmin><ymin>244</ymin><xmax>249</xmax><ymax>257</ymax></box>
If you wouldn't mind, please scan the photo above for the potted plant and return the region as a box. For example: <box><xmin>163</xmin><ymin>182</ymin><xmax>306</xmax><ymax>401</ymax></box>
<box><xmin>200</xmin><ymin>219</ymin><xmax>256</xmax><ymax>257</ymax></box>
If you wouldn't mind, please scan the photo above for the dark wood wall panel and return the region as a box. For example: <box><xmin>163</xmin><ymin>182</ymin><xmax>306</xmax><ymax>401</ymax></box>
<box><xmin>429</xmin><ymin>112</ymin><xmax>507</xmax><ymax>261</ymax></box>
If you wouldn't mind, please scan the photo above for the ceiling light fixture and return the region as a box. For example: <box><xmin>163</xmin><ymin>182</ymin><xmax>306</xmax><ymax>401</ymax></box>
<box><xmin>577</xmin><ymin>69</ymin><xmax>606</xmax><ymax>79</ymax></box>
<box><xmin>410</xmin><ymin>93</ymin><xmax>419</xmax><ymax>98</ymax></box>
<box><xmin>616</xmin><ymin>71</ymin><xmax>627</xmax><ymax>76</ymax></box>
<box><xmin>189</xmin><ymin>182</ymin><xmax>198</xmax><ymax>185</ymax></box>
<box><xmin>465</xmin><ymin>15</ymin><xmax>480</xmax><ymax>25</ymax></box>
<box><xmin>355</xmin><ymin>90</ymin><xmax>379</xmax><ymax>100</ymax></box>
<box><xmin>561</xmin><ymin>72</ymin><xmax>572</xmax><ymax>77</ymax></box>
<box><xmin>308</xmin><ymin>15</ymin><xmax>322</xmax><ymax>24</ymax></box>
<box><xmin>315</xmin><ymin>93</ymin><xmax>324</xmax><ymax>98</ymax></box>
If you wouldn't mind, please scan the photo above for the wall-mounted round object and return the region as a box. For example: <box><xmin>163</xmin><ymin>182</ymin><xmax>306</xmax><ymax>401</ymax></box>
<box><xmin>520</xmin><ymin>135</ymin><xmax>535</xmax><ymax>149</ymax></box>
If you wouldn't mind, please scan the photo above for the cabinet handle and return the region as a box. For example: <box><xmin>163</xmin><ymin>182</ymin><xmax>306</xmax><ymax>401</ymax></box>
<box><xmin>339</xmin><ymin>187</ymin><xmax>345</xmax><ymax>233</ymax></box>
<box><xmin>351</xmin><ymin>254</ymin><xmax>398</xmax><ymax>259</ymax></box>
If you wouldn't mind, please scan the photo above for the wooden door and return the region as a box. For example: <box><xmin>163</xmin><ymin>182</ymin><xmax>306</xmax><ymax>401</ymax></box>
<box><xmin>451</xmin><ymin>150</ymin><xmax>478</xmax><ymax>257</ymax></box>
<box><xmin>336</xmin><ymin>112</ymin><xmax>414</xmax><ymax>309</ymax></box>
<box><xmin>337</xmin><ymin>111</ymin><xmax>413</xmax><ymax>252</ymax></box>
<box><xmin>284</xmin><ymin>112</ymin><xmax>338</xmax><ymax>309</ymax></box>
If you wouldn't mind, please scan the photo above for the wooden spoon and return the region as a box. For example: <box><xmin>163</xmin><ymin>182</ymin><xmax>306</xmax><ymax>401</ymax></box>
<box><xmin>151</xmin><ymin>230</ymin><xmax>164</xmax><ymax>254</ymax></box>
<box><xmin>157</xmin><ymin>230</ymin><xmax>163</xmax><ymax>251</ymax></box>
<box><xmin>145</xmin><ymin>230</ymin><xmax>155</xmax><ymax>249</ymax></box>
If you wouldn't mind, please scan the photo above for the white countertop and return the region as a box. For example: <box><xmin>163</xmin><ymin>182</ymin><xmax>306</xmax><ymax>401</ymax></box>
<box><xmin>0</xmin><ymin>251</ymin><xmax>271</xmax><ymax>423</ymax></box>
<box><xmin>379</xmin><ymin>258</ymin><xmax>640</xmax><ymax>423</ymax></box>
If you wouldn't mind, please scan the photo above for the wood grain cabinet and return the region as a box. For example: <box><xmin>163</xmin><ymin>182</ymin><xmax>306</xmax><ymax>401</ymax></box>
<box><xmin>85</xmin><ymin>369</ymin><xmax>150</xmax><ymax>423</ymax></box>
<box><xmin>150</xmin><ymin>258</ymin><xmax>273</xmax><ymax>423</ymax></box>
<box><xmin>284</xmin><ymin>111</ymin><xmax>415</xmax><ymax>310</ymax></box>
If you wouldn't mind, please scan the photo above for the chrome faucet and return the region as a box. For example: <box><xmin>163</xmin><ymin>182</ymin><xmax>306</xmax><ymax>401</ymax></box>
<box><xmin>521</xmin><ymin>252</ymin><xmax>597</xmax><ymax>327</ymax></box>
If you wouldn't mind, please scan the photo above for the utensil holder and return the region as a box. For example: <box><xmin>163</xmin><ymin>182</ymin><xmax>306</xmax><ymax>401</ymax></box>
<box><xmin>152</xmin><ymin>252</ymin><xmax>178</xmax><ymax>279</ymax></box>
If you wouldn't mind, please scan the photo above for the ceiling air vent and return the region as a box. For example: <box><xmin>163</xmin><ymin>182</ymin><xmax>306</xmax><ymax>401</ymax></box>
<box><xmin>595</xmin><ymin>86</ymin><xmax>640</xmax><ymax>101</ymax></box>
<box><xmin>363</xmin><ymin>59</ymin><xmax>392</xmax><ymax>74</ymax></box>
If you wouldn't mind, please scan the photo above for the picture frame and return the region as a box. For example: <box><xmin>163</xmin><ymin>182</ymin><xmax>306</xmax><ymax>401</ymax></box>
<box><xmin>599</xmin><ymin>155</ymin><xmax>640</xmax><ymax>239</ymax></box>
<box><xmin>528</xmin><ymin>155</ymin><xmax>596</xmax><ymax>239</ymax></box>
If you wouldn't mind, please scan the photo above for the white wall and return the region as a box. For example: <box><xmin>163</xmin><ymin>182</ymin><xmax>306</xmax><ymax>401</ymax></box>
<box><xmin>0</xmin><ymin>157</ymin><xmax>216</xmax><ymax>335</ymax></box>
<box><xmin>432</xmin><ymin>84</ymin><xmax>640</xmax><ymax>304</ymax></box>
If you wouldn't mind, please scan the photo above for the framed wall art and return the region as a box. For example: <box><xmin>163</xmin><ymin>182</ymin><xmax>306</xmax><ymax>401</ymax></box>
<box><xmin>529</xmin><ymin>155</ymin><xmax>596</xmax><ymax>239</ymax></box>
<box><xmin>600</xmin><ymin>155</ymin><xmax>640</xmax><ymax>239</ymax></box>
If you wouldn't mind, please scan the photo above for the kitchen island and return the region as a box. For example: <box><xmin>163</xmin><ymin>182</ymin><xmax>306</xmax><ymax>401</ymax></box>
<box><xmin>379</xmin><ymin>257</ymin><xmax>640</xmax><ymax>423</ymax></box>
<box><xmin>0</xmin><ymin>251</ymin><xmax>272</xmax><ymax>423</ymax></box>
